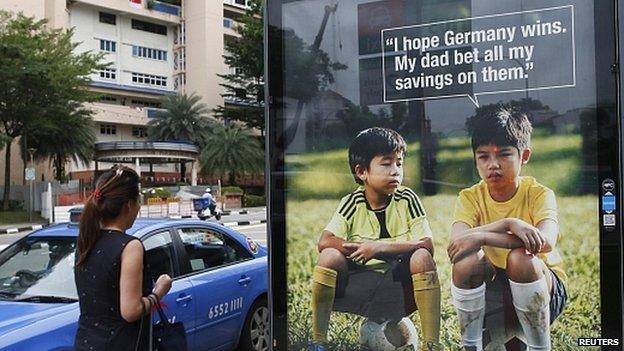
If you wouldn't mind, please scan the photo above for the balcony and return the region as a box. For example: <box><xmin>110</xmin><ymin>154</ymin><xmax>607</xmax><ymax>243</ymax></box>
<box><xmin>223</xmin><ymin>0</ymin><xmax>248</xmax><ymax>15</ymax></box>
<box><xmin>147</xmin><ymin>1</ymin><xmax>180</xmax><ymax>16</ymax></box>
<box><xmin>223</xmin><ymin>17</ymin><xmax>239</xmax><ymax>37</ymax></box>
<box><xmin>72</xmin><ymin>0</ymin><xmax>180</xmax><ymax>24</ymax></box>
<box><xmin>223</xmin><ymin>0</ymin><xmax>248</xmax><ymax>8</ymax></box>
<box><xmin>88</xmin><ymin>103</ymin><xmax>162</xmax><ymax>125</ymax></box>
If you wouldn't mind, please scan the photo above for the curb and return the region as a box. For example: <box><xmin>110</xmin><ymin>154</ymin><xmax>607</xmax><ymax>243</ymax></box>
<box><xmin>0</xmin><ymin>224</ymin><xmax>46</xmax><ymax>235</ymax></box>
<box><xmin>223</xmin><ymin>219</ymin><xmax>267</xmax><ymax>227</ymax></box>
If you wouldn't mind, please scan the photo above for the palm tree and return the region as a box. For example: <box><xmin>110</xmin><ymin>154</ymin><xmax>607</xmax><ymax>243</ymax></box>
<box><xmin>147</xmin><ymin>93</ymin><xmax>213</xmax><ymax>181</ymax></box>
<box><xmin>199</xmin><ymin>124</ymin><xmax>263</xmax><ymax>185</ymax></box>
<box><xmin>24</xmin><ymin>104</ymin><xmax>96</xmax><ymax>182</ymax></box>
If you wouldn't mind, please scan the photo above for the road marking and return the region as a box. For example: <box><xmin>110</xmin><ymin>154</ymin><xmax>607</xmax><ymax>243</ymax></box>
<box><xmin>0</xmin><ymin>245</ymin><xmax>7</xmax><ymax>251</ymax></box>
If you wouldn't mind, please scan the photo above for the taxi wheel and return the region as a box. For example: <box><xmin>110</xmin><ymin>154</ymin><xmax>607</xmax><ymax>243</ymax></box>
<box><xmin>238</xmin><ymin>297</ymin><xmax>269</xmax><ymax>351</ymax></box>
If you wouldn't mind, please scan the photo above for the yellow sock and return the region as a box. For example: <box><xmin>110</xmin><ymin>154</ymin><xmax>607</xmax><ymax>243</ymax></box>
<box><xmin>311</xmin><ymin>266</ymin><xmax>337</xmax><ymax>344</ymax></box>
<box><xmin>412</xmin><ymin>270</ymin><xmax>441</xmax><ymax>345</ymax></box>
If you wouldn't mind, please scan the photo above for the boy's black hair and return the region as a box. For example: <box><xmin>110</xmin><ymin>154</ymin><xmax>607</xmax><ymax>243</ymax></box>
<box><xmin>348</xmin><ymin>127</ymin><xmax>406</xmax><ymax>185</ymax></box>
<box><xmin>466</xmin><ymin>105</ymin><xmax>533</xmax><ymax>152</ymax></box>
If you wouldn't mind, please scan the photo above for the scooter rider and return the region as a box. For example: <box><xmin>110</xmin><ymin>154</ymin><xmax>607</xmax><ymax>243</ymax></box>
<box><xmin>202</xmin><ymin>188</ymin><xmax>221</xmax><ymax>220</ymax></box>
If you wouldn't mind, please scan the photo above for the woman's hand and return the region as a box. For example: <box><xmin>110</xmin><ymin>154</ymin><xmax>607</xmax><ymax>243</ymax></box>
<box><xmin>153</xmin><ymin>274</ymin><xmax>172</xmax><ymax>299</ymax></box>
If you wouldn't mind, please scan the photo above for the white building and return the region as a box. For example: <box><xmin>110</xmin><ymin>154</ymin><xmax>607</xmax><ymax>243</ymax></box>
<box><xmin>0</xmin><ymin>0</ymin><xmax>249</xmax><ymax>186</ymax></box>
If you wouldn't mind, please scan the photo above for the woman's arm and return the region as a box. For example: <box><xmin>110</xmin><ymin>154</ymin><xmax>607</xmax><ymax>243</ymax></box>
<box><xmin>119</xmin><ymin>240</ymin><xmax>152</xmax><ymax>323</ymax></box>
<box><xmin>119</xmin><ymin>240</ymin><xmax>173</xmax><ymax>323</ymax></box>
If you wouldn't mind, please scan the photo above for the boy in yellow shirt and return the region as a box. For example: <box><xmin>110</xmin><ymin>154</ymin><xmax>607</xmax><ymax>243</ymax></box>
<box><xmin>309</xmin><ymin>127</ymin><xmax>442</xmax><ymax>351</ymax></box>
<box><xmin>448</xmin><ymin>106</ymin><xmax>567</xmax><ymax>350</ymax></box>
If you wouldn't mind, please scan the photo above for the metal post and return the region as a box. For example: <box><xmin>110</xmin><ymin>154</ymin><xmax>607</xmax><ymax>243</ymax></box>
<box><xmin>27</xmin><ymin>148</ymin><xmax>36</xmax><ymax>222</ymax></box>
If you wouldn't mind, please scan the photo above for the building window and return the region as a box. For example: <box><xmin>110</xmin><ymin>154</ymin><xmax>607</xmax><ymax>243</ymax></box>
<box><xmin>234</xmin><ymin>0</ymin><xmax>246</xmax><ymax>6</ymax></box>
<box><xmin>99</xmin><ymin>12</ymin><xmax>116</xmax><ymax>25</ymax></box>
<box><xmin>132</xmin><ymin>127</ymin><xmax>147</xmax><ymax>138</ymax></box>
<box><xmin>131</xmin><ymin>99</ymin><xmax>161</xmax><ymax>108</ymax></box>
<box><xmin>99</xmin><ymin>68</ymin><xmax>116</xmax><ymax>80</ymax></box>
<box><xmin>223</xmin><ymin>18</ymin><xmax>233</xmax><ymax>28</ymax></box>
<box><xmin>131</xmin><ymin>72</ymin><xmax>167</xmax><ymax>87</ymax></box>
<box><xmin>132</xmin><ymin>45</ymin><xmax>168</xmax><ymax>61</ymax></box>
<box><xmin>100</xmin><ymin>124</ymin><xmax>117</xmax><ymax>135</ymax></box>
<box><xmin>131</xmin><ymin>19</ymin><xmax>167</xmax><ymax>36</ymax></box>
<box><xmin>99</xmin><ymin>95</ymin><xmax>117</xmax><ymax>103</ymax></box>
<box><xmin>99</xmin><ymin>39</ymin><xmax>116</xmax><ymax>52</ymax></box>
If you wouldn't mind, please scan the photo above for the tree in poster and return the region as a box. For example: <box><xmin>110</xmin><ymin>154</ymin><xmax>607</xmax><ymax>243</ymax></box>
<box><xmin>0</xmin><ymin>11</ymin><xmax>105</xmax><ymax>210</ymax></box>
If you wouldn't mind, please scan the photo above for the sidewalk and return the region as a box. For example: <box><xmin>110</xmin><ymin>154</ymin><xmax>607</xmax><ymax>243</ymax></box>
<box><xmin>0</xmin><ymin>206</ymin><xmax>267</xmax><ymax>234</ymax></box>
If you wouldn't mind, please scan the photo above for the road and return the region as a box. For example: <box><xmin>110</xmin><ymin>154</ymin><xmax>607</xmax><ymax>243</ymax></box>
<box><xmin>0</xmin><ymin>210</ymin><xmax>268</xmax><ymax>251</ymax></box>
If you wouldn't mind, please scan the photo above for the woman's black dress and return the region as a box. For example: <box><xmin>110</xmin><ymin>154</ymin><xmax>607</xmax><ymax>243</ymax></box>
<box><xmin>74</xmin><ymin>230</ymin><xmax>152</xmax><ymax>351</ymax></box>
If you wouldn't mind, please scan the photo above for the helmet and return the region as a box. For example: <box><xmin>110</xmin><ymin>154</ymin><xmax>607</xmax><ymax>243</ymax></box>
<box><xmin>359</xmin><ymin>318</ymin><xmax>419</xmax><ymax>351</ymax></box>
<box><xmin>205</xmin><ymin>188</ymin><xmax>211</xmax><ymax>193</ymax></box>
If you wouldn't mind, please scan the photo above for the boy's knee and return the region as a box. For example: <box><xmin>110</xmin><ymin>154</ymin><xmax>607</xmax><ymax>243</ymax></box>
<box><xmin>409</xmin><ymin>248</ymin><xmax>435</xmax><ymax>273</ymax></box>
<box><xmin>317</xmin><ymin>248</ymin><xmax>347</xmax><ymax>271</ymax></box>
<box><xmin>506</xmin><ymin>248</ymin><xmax>541</xmax><ymax>282</ymax></box>
<box><xmin>451</xmin><ymin>254</ymin><xmax>490</xmax><ymax>288</ymax></box>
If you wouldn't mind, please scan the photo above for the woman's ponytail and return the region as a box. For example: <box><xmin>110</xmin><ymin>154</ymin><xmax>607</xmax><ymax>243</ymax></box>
<box><xmin>76</xmin><ymin>194</ymin><xmax>102</xmax><ymax>268</ymax></box>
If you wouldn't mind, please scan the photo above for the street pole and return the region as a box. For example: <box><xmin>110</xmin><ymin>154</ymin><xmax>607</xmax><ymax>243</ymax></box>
<box><xmin>27</xmin><ymin>148</ymin><xmax>36</xmax><ymax>222</ymax></box>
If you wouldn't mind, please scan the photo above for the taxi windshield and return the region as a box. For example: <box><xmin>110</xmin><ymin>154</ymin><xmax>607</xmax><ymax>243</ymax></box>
<box><xmin>0</xmin><ymin>237</ymin><xmax>78</xmax><ymax>302</ymax></box>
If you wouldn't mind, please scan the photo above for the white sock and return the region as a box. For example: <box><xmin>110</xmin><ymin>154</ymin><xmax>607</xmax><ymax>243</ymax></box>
<box><xmin>451</xmin><ymin>283</ymin><xmax>486</xmax><ymax>350</ymax></box>
<box><xmin>509</xmin><ymin>278</ymin><xmax>551</xmax><ymax>351</ymax></box>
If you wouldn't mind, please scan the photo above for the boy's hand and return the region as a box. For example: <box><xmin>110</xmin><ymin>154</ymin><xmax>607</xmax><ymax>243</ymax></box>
<box><xmin>447</xmin><ymin>233</ymin><xmax>483</xmax><ymax>263</ymax></box>
<box><xmin>507</xmin><ymin>219</ymin><xmax>545</xmax><ymax>253</ymax></box>
<box><xmin>343</xmin><ymin>241</ymin><xmax>379</xmax><ymax>264</ymax></box>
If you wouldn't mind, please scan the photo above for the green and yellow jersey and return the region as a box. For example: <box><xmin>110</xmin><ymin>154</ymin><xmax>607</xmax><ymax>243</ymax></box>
<box><xmin>324</xmin><ymin>185</ymin><xmax>433</xmax><ymax>267</ymax></box>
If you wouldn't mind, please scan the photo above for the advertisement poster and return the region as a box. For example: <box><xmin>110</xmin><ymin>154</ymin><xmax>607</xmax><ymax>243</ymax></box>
<box><xmin>268</xmin><ymin>0</ymin><xmax>621</xmax><ymax>350</ymax></box>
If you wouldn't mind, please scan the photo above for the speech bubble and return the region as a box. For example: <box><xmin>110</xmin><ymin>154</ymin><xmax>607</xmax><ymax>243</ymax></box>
<box><xmin>381</xmin><ymin>5</ymin><xmax>575</xmax><ymax>107</ymax></box>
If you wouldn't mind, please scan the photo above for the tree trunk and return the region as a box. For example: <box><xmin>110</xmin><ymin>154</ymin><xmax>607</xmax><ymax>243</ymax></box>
<box><xmin>228</xmin><ymin>171</ymin><xmax>235</xmax><ymax>185</ymax></box>
<box><xmin>3</xmin><ymin>141</ymin><xmax>12</xmax><ymax>211</ymax></box>
<box><xmin>54</xmin><ymin>157</ymin><xmax>64</xmax><ymax>182</ymax></box>
<box><xmin>180</xmin><ymin>162</ymin><xmax>186</xmax><ymax>183</ymax></box>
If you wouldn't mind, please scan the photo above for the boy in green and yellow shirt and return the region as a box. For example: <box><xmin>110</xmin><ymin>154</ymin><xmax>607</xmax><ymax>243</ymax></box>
<box><xmin>309</xmin><ymin>127</ymin><xmax>442</xmax><ymax>351</ymax></box>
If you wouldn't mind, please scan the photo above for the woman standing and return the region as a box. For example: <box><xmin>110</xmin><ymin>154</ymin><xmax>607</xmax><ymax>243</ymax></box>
<box><xmin>74</xmin><ymin>166</ymin><xmax>172</xmax><ymax>350</ymax></box>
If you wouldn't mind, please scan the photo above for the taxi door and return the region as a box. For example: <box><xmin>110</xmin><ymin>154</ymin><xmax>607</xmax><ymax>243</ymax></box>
<box><xmin>175</xmin><ymin>227</ymin><xmax>256</xmax><ymax>351</ymax></box>
<box><xmin>142</xmin><ymin>230</ymin><xmax>197</xmax><ymax>349</ymax></box>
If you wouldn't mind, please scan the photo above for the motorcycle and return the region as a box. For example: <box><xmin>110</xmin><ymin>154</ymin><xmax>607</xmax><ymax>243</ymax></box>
<box><xmin>192</xmin><ymin>198</ymin><xmax>222</xmax><ymax>221</ymax></box>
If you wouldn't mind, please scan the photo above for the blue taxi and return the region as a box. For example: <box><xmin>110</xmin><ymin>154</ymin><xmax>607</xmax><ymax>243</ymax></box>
<box><xmin>0</xmin><ymin>218</ymin><xmax>268</xmax><ymax>351</ymax></box>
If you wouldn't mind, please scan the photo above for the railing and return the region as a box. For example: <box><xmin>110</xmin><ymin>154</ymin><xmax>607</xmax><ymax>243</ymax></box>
<box><xmin>146</xmin><ymin>107</ymin><xmax>164</xmax><ymax>118</ymax></box>
<box><xmin>148</xmin><ymin>0</ymin><xmax>180</xmax><ymax>16</ymax></box>
<box><xmin>223</xmin><ymin>0</ymin><xmax>248</xmax><ymax>8</ymax></box>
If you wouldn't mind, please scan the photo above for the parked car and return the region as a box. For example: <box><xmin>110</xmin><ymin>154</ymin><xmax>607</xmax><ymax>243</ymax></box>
<box><xmin>0</xmin><ymin>217</ymin><xmax>268</xmax><ymax>351</ymax></box>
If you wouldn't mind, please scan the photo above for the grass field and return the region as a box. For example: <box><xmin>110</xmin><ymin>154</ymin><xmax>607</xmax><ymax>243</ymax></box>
<box><xmin>285</xmin><ymin>195</ymin><xmax>600</xmax><ymax>350</ymax></box>
<box><xmin>288</xmin><ymin>134</ymin><xmax>586</xmax><ymax>199</ymax></box>
<box><xmin>284</xmin><ymin>132</ymin><xmax>599</xmax><ymax>350</ymax></box>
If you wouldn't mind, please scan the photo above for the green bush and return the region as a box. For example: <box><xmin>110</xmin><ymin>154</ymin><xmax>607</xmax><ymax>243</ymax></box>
<box><xmin>244</xmin><ymin>194</ymin><xmax>265</xmax><ymax>207</ymax></box>
<box><xmin>222</xmin><ymin>186</ymin><xmax>243</xmax><ymax>194</ymax></box>
<box><xmin>0</xmin><ymin>200</ymin><xmax>24</xmax><ymax>211</ymax></box>
<box><xmin>141</xmin><ymin>187</ymin><xmax>171</xmax><ymax>199</ymax></box>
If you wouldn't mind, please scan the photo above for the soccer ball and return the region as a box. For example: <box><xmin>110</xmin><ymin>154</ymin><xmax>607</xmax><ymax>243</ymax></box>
<box><xmin>358</xmin><ymin>318</ymin><xmax>419</xmax><ymax>351</ymax></box>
